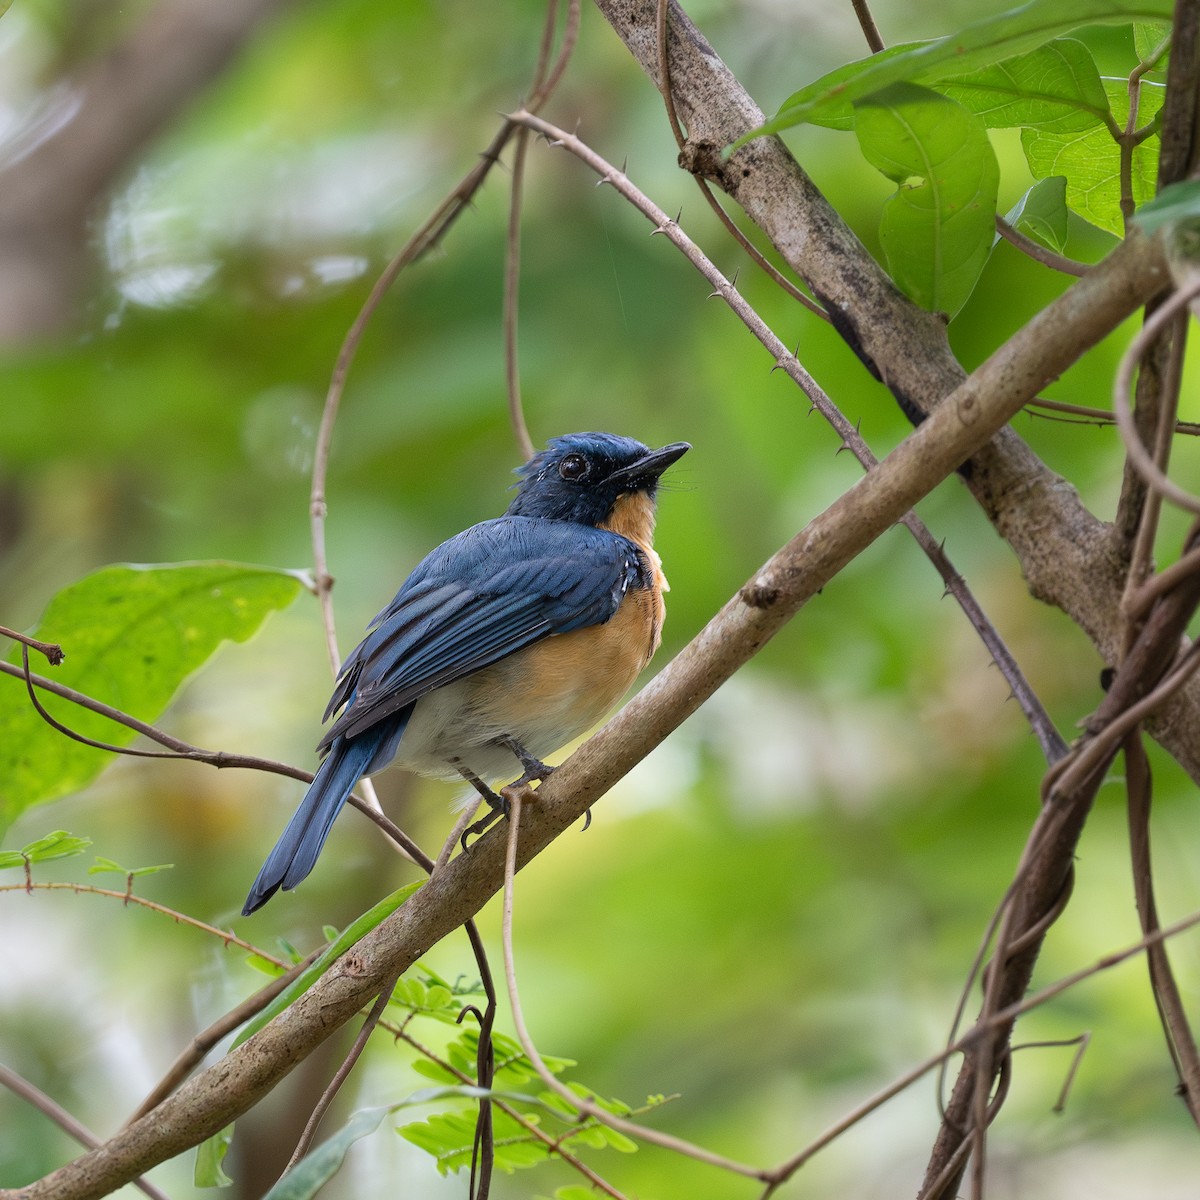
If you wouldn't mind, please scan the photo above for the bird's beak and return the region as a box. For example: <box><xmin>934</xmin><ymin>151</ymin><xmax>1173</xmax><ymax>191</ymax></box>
<box><xmin>608</xmin><ymin>441</ymin><xmax>691</xmax><ymax>489</ymax></box>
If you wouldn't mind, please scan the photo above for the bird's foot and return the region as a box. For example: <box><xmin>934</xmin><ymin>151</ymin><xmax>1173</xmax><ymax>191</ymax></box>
<box><xmin>499</xmin><ymin>734</ymin><xmax>556</xmax><ymax>788</ymax></box>
<box><xmin>460</xmin><ymin>803</ymin><xmax>505</xmax><ymax>851</ymax></box>
<box><xmin>452</xmin><ymin>758</ymin><xmax>511</xmax><ymax>852</ymax></box>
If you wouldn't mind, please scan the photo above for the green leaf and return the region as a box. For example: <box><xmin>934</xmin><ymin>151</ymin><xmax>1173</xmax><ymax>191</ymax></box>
<box><xmin>0</xmin><ymin>830</ymin><xmax>92</xmax><ymax>870</ymax></box>
<box><xmin>88</xmin><ymin>856</ymin><xmax>174</xmax><ymax>877</ymax></box>
<box><xmin>260</xmin><ymin>1107</ymin><xmax>389</xmax><ymax>1200</ymax></box>
<box><xmin>1004</xmin><ymin>176</ymin><xmax>1070</xmax><ymax>252</ymax></box>
<box><xmin>854</xmin><ymin>83</ymin><xmax>1000</xmax><ymax>315</ymax></box>
<box><xmin>1022</xmin><ymin>79</ymin><xmax>1164</xmax><ymax>234</ymax></box>
<box><xmin>194</xmin><ymin>1125</ymin><xmax>233</xmax><ymax>1188</ymax></box>
<box><xmin>234</xmin><ymin>881</ymin><xmax>424</xmax><ymax>1048</ymax></box>
<box><xmin>1133</xmin><ymin>21</ymin><xmax>1171</xmax><ymax>74</ymax></box>
<box><xmin>1133</xmin><ymin>178</ymin><xmax>1200</xmax><ymax>232</ymax></box>
<box><xmin>779</xmin><ymin>40</ymin><xmax>926</xmax><ymax>131</ymax></box>
<box><xmin>196</xmin><ymin>882</ymin><xmax>423</xmax><ymax>1173</ymax></box>
<box><xmin>0</xmin><ymin>562</ymin><xmax>306</xmax><ymax>835</ymax></box>
<box><xmin>938</xmin><ymin>38</ymin><xmax>1110</xmax><ymax>132</ymax></box>
<box><xmin>743</xmin><ymin>0</ymin><xmax>1172</xmax><ymax>139</ymax></box>
<box><xmin>400</xmin><ymin>1107</ymin><xmax>552</xmax><ymax>1176</ymax></box>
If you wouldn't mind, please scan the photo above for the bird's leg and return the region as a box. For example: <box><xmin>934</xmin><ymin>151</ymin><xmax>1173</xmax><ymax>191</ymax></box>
<box><xmin>498</xmin><ymin>734</ymin><xmax>556</xmax><ymax>788</ymax></box>
<box><xmin>499</xmin><ymin>734</ymin><xmax>593</xmax><ymax>832</ymax></box>
<box><xmin>451</xmin><ymin>759</ymin><xmax>508</xmax><ymax>851</ymax></box>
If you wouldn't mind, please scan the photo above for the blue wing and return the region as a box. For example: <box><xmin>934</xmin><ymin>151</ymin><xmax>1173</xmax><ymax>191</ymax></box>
<box><xmin>242</xmin><ymin>516</ymin><xmax>644</xmax><ymax>914</ymax></box>
<box><xmin>319</xmin><ymin>516</ymin><xmax>646</xmax><ymax>746</ymax></box>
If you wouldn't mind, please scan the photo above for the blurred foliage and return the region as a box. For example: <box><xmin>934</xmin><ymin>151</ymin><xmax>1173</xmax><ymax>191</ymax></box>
<box><xmin>1</xmin><ymin>1</ymin><xmax>1199</xmax><ymax>1198</ymax></box>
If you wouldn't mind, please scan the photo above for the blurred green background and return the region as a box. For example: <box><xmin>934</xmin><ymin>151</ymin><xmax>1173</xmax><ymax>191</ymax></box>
<box><xmin>2</xmin><ymin>1</ymin><xmax>1198</xmax><ymax>1197</ymax></box>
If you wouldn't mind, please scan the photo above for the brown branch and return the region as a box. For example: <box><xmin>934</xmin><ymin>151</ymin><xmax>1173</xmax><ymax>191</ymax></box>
<box><xmin>994</xmin><ymin>215</ymin><xmax>1089</xmax><ymax>277</ymax></box>
<box><xmin>849</xmin><ymin>0</ymin><xmax>885</xmax><ymax>54</ymax></box>
<box><xmin>516</xmin><ymin>111</ymin><xmax>1064</xmax><ymax>761</ymax></box>
<box><xmin>654</xmin><ymin>0</ymin><xmax>826</xmax><ymax>318</ymax></box>
<box><xmin>282</xmin><ymin>976</ymin><xmax>400</xmax><ymax>1173</ymax></box>
<box><xmin>0</xmin><ymin>1066</ymin><xmax>169</xmax><ymax>1200</ymax></box>
<box><xmin>0</xmin><ymin>628</ymin><xmax>64</xmax><ymax>665</ymax></box>
<box><xmin>124</xmin><ymin>952</ymin><xmax>319</xmax><ymax>1126</ymax></box>
<box><xmin>1</xmin><ymin>166</ymin><xmax>1175</xmax><ymax>1199</ymax></box>
<box><xmin>921</xmin><ymin>520</ymin><xmax>1200</xmax><ymax>1197</ymax></box>
<box><xmin>590</xmin><ymin>0</ymin><xmax>1200</xmax><ymax>781</ymax></box>
<box><xmin>1125</xmin><ymin>733</ymin><xmax>1200</xmax><ymax>1124</ymax></box>
<box><xmin>1113</xmin><ymin>0</ymin><xmax>1200</xmax><ymax>550</ymax></box>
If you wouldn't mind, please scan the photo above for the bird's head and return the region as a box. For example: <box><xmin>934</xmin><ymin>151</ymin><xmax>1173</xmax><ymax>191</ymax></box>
<box><xmin>507</xmin><ymin>432</ymin><xmax>690</xmax><ymax>528</ymax></box>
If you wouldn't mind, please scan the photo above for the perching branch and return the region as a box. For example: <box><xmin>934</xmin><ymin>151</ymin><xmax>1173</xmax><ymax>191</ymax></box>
<box><xmin>592</xmin><ymin>0</ymin><xmax>1200</xmax><ymax>782</ymax></box>
<box><xmin>2</xmin><ymin>128</ymin><xmax>1176</xmax><ymax>1196</ymax></box>
<box><xmin>511</xmin><ymin>110</ymin><xmax>1065</xmax><ymax>761</ymax></box>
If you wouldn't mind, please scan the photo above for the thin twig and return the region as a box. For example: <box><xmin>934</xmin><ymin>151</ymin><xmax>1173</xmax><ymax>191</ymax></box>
<box><xmin>510</xmin><ymin>110</ymin><xmax>1064</xmax><ymax>763</ymax></box>
<box><xmin>499</xmin><ymin>788</ymin><xmax>769</xmax><ymax>1181</ymax></box>
<box><xmin>1113</xmin><ymin>283</ymin><xmax>1200</xmax><ymax>516</ymax></box>
<box><xmin>0</xmin><ymin>1064</ymin><xmax>171</xmax><ymax>1200</ymax></box>
<box><xmin>1120</xmin><ymin>306</ymin><xmax>1188</xmax><ymax>659</ymax></box>
<box><xmin>504</xmin><ymin>124</ymin><xmax>536</xmax><ymax>461</ymax></box>
<box><xmin>994</xmin><ymin>216</ymin><xmax>1089</xmax><ymax>277</ymax></box>
<box><xmin>0</xmin><ymin>626</ymin><xmax>64</xmax><ymax>664</ymax></box>
<box><xmin>9</xmin><ymin>652</ymin><xmax>427</xmax><ymax>868</ymax></box>
<box><xmin>654</xmin><ymin>0</ymin><xmax>827</xmax><ymax>319</ymax></box>
<box><xmin>284</xmin><ymin>976</ymin><xmax>401</xmax><ymax>1171</ymax></box>
<box><xmin>1125</xmin><ymin>732</ymin><xmax>1200</xmax><ymax>1125</ymax></box>
<box><xmin>1026</xmin><ymin>394</ymin><xmax>1200</xmax><ymax>434</ymax></box>
<box><xmin>1127</xmin><ymin>540</ymin><xmax>1200</xmax><ymax>620</ymax></box>
<box><xmin>850</xmin><ymin>0</ymin><xmax>885</xmax><ymax>53</ymax></box>
<box><xmin>499</xmin><ymin>0</ymin><xmax>574</xmax><ymax>462</ymax></box>
<box><xmin>0</xmin><ymin>881</ymin><xmax>285</xmax><ymax>958</ymax></box>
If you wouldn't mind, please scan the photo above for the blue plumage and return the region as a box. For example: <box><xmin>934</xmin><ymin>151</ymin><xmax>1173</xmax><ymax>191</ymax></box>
<box><xmin>242</xmin><ymin>432</ymin><xmax>688</xmax><ymax>915</ymax></box>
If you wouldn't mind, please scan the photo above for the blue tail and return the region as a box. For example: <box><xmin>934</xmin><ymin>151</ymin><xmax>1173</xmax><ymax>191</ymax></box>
<box><xmin>242</xmin><ymin>719</ymin><xmax>402</xmax><ymax>915</ymax></box>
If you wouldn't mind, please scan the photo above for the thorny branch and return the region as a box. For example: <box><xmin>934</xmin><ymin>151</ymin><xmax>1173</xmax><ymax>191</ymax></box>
<box><xmin>510</xmin><ymin>110</ymin><xmax>1066</xmax><ymax>760</ymax></box>
<box><xmin>8</xmin><ymin>3</ymin><xmax>1200</xmax><ymax>1198</ymax></box>
<box><xmin>3</xmin><ymin>110</ymin><xmax>1178</xmax><ymax>1193</ymax></box>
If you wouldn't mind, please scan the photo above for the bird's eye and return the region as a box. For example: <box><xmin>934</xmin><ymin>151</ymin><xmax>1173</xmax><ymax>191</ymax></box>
<box><xmin>558</xmin><ymin>453</ymin><xmax>589</xmax><ymax>482</ymax></box>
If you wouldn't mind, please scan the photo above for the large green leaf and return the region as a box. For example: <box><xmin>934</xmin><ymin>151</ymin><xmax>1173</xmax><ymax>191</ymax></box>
<box><xmin>854</xmin><ymin>84</ymin><xmax>1000</xmax><ymax>315</ymax></box>
<box><xmin>938</xmin><ymin>38</ymin><xmax>1110</xmax><ymax>132</ymax></box>
<box><xmin>1022</xmin><ymin>79</ymin><xmax>1164</xmax><ymax>235</ymax></box>
<box><xmin>0</xmin><ymin>562</ymin><xmax>305</xmax><ymax>833</ymax></box>
<box><xmin>743</xmin><ymin>0</ymin><xmax>1172</xmax><ymax>140</ymax></box>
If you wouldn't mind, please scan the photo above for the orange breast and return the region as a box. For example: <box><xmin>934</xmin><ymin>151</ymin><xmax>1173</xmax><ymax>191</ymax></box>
<box><xmin>466</xmin><ymin>581</ymin><xmax>665</xmax><ymax>756</ymax></box>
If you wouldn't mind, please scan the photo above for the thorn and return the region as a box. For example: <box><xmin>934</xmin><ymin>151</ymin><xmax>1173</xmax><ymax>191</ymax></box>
<box><xmin>675</xmin><ymin>206</ymin><xmax>684</xmax><ymax>223</ymax></box>
<box><xmin>730</xmin><ymin>266</ymin><xmax>741</xmax><ymax>288</ymax></box>
<box><xmin>620</xmin><ymin>154</ymin><xmax>629</xmax><ymax>173</ymax></box>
